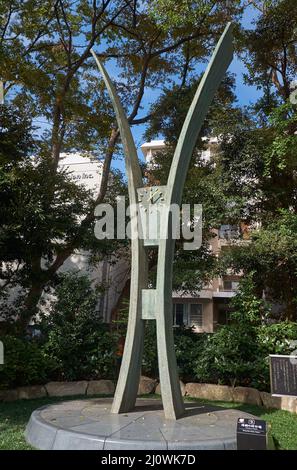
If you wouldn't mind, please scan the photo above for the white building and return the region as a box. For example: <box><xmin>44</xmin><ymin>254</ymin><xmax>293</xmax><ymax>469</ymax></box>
<box><xmin>140</xmin><ymin>138</ymin><xmax>219</xmax><ymax>166</ymax></box>
<box><xmin>59</xmin><ymin>152</ymin><xmax>103</xmax><ymax>194</ymax></box>
<box><xmin>56</xmin><ymin>153</ymin><xmax>129</xmax><ymax>323</ymax></box>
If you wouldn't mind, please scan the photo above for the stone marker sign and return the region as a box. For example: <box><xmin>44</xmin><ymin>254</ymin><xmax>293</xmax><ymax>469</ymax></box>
<box><xmin>237</xmin><ymin>418</ymin><xmax>267</xmax><ymax>450</ymax></box>
<box><xmin>270</xmin><ymin>354</ymin><xmax>297</xmax><ymax>397</ymax></box>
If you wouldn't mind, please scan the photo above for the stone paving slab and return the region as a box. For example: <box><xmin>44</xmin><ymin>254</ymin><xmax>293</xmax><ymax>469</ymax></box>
<box><xmin>25</xmin><ymin>398</ymin><xmax>257</xmax><ymax>450</ymax></box>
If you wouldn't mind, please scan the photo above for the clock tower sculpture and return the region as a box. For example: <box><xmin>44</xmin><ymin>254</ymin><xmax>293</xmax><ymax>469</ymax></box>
<box><xmin>91</xmin><ymin>23</ymin><xmax>233</xmax><ymax>420</ymax></box>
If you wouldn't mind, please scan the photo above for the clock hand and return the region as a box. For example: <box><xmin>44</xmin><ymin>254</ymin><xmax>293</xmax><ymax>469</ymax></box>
<box><xmin>149</xmin><ymin>188</ymin><xmax>160</xmax><ymax>202</ymax></box>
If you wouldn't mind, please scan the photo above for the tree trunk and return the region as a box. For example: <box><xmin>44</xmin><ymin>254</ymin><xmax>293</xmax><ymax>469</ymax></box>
<box><xmin>17</xmin><ymin>281</ymin><xmax>45</xmax><ymax>334</ymax></box>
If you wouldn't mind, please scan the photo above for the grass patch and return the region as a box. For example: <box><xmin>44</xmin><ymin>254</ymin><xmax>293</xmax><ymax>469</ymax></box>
<box><xmin>0</xmin><ymin>394</ymin><xmax>296</xmax><ymax>450</ymax></box>
<box><xmin>0</xmin><ymin>394</ymin><xmax>112</xmax><ymax>450</ymax></box>
<box><xmin>185</xmin><ymin>396</ymin><xmax>297</xmax><ymax>450</ymax></box>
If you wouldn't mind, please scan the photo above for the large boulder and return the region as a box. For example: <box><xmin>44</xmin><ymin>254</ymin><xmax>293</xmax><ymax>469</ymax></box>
<box><xmin>233</xmin><ymin>387</ymin><xmax>262</xmax><ymax>406</ymax></box>
<box><xmin>260</xmin><ymin>392</ymin><xmax>281</xmax><ymax>410</ymax></box>
<box><xmin>261</xmin><ymin>392</ymin><xmax>297</xmax><ymax>413</ymax></box>
<box><xmin>155</xmin><ymin>380</ymin><xmax>185</xmax><ymax>397</ymax></box>
<box><xmin>185</xmin><ymin>383</ymin><xmax>233</xmax><ymax>402</ymax></box>
<box><xmin>87</xmin><ymin>380</ymin><xmax>115</xmax><ymax>396</ymax></box>
<box><xmin>45</xmin><ymin>381</ymin><xmax>88</xmax><ymax>397</ymax></box>
<box><xmin>138</xmin><ymin>376</ymin><xmax>157</xmax><ymax>395</ymax></box>
<box><xmin>17</xmin><ymin>385</ymin><xmax>47</xmax><ymax>400</ymax></box>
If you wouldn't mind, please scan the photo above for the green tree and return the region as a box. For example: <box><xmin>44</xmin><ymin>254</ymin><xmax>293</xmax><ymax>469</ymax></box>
<box><xmin>0</xmin><ymin>105</ymin><xmax>124</xmax><ymax>331</ymax></box>
<box><xmin>41</xmin><ymin>273</ymin><xmax>117</xmax><ymax>381</ymax></box>
<box><xmin>219</xmin><ymin>101</ymin><xmax>297</xmax><ymax>321</ymax></box>
<box><xmin>0</xmin><ymin>1</ymin><xmax>242</xmax><ymax>323</ymax></box>
<box><xmin>194</xmin><ymin>275</ymin><xmax>265</xmax><ymax>388</ymax></box>
<box><xmin>217</xmin><ymin>0</ymin><xmax>297</xmax><ymax>319</ymax></box>
<box><xmin>240</xmin><ymin>0</ymin><xmax>297</xmax><ymax>115</ymax></box>
<box><xmin>226</xmin><ymin>211</ymin><xmax>297</xmax><ymax>320</ymax></box>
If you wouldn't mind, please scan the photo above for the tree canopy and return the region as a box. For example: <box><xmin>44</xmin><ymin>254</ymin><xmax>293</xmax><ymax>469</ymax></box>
<box><xmin>1</xmin><ymin>0</ymin><xmax>297</xmax><ymax>325</ymax></box>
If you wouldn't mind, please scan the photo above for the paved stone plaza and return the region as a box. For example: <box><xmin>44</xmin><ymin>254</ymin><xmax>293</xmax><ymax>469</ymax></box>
<box><xmin>26</xmin><ymin>398</ymin><xmax>257</xmax><ymax>450</ymax></box>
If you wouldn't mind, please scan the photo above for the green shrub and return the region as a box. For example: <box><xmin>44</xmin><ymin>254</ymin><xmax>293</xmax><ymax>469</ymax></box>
<box><xmin>0</xmin><ymin>335</ymin><xmax>50</xmax><ymax>389</ymax></box>
<box><xmin>142</xmin><ymin>322</ymin><xmax>206</xmax><ymax>381</ymax></box>
<box><xmin>194</xmin><ymin>324</ymin><xmax>268</xmax><ymax>389</ymax></box>
<box><xmin>193</xmin><ymin>276</ymin><xmax>297</xmax><ymax>391</ymax></box>
<box><xmin>41</xmin><ymin>273</ymin><xmax>118</xmax><ymax>381</ymax></box>
<box><xmin>2</xmin><ymin>272</ymin><xmax>296</xmax><ymax>391</ymax></box>
<box><xmin>0</xmin><ymin>274</ymin><xmax>119</xmax><ymax>388</ymax></box>
<box><xmin>194</xmin><ymin>321</ymin><xmax>297</xmax><ymax>391</ymax></box>
<box><xmin>258</xmin><ymin>321</ymin><xmax>297</xmax><ymax>355</ymax></box>
<box><xmin>174</xmin><ymin>327</ymin><xmax>207</xmax><ymax>381</ymax></box>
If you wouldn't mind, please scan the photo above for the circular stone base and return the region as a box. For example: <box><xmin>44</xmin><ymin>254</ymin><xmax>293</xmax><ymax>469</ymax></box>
<box><xmin>25</xmin><ymin>398</ymin><xmax>257</xmax><ymax>450</ymax></box>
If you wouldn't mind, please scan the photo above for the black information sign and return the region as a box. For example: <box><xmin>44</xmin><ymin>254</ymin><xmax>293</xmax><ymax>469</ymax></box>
<box><xmin>269</xmin><ymin>355</ymin><xmax>297</xmax><ymax>397</ymax></box>
<box><xmin>237</xmin><ymin>418</ymin><xmax>267</xmax><ymax>450</ymax></box>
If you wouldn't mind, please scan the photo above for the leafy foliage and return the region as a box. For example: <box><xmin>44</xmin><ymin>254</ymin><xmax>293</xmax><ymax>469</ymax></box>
<box><xmin>194</xmin><ymin>278</ymin><xmax>297</xmax><ymax>390</ymax></box>
<box><xmin>149</xmin><ymin>1</ymin><xmax>242</xmax><ymax>30</ymax></box>
<box><xmin>41</xmin><ymin>274</ymin><xmax>118</xmax><ymax>381</ymax></box>
<box><xmin>0</xmin><ymin>0</ymin><xmax>244</xmax><ymax>327</ymax></box>
<box><xmin>224</xmin><ymin>211</ymin><xmax>297</xmax><ymax>320</ymax></box>
<box><xmin>230</xmin><ymin>273</ymin><xmax>270</xmax><ymax>325</ymax></box>
<box><xmin>240</xmin><ymin>0</ymin><xmax>297</xmax><ymax>109</ymax></box>
<box><xmin>258</xmin><ymin>322</ymin><xmax>297</xmax><ymax>355</ymax></box>
<box><xmin>195</xmin><ymin>324</ymin><xmax>267</xmax><ymax>389</ymax></box>
<box><xmin>0</xmin><ymin>335</ymin><xmax>50</xmax><ymax>389</ymax></box>
<box><xmin>0</xmin><ymin>274</ymin><xmax>119</xmax><ymax>389</ymax></box>
<box><xmin>142</xmin><ymin>321</ymin><xmax>206</xmax><ymax>381</ymax></box>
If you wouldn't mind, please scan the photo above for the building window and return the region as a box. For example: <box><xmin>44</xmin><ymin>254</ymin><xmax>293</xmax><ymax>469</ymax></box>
<box><xmin>172</xmin><ymin>303</ymin><xmax>203</xmax><ymax>329</ymax></box>
<box><xmin>189</xmin><ymin>304</ymin><xmax>203</xmax><ymax>328</ymax></box>
<box><xmin>173</xmin><ymin>303</ymin><xmax>186</xmax><ymax>326</ymax></box>
<box><xmin>174</xmin><ymin>303</ymin><xmax>185</xmax><ymax>326</ymax></box>
<box><xmin>219</xmin><ymin>224</ymin><xmax>239</xmax><ymax>240</ymax></box>
<box><xmin>223</xmin><ymin>280</ymin><xmax>239</xmax><ymax>292</ymax></box>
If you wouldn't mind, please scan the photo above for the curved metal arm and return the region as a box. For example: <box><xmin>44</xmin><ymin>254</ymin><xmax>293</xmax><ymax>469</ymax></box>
<box><xmin>91</xmin><ymin>50</ymin><xmax>147</xmax><ymax>414</ymax></box>
<box><xmin>155</xmin><ymin>22</ymin><xmax>234</xmax><ymax>420</ymax></box>
<box><xmin>167</xmin><ymin>22</ymin><xmax>234</xmax><ymax>205</ymax></box>
<box><xmin>90</xmin><ymin>50</ymin><xmax>143</xmax><ymax>198</ymax></box>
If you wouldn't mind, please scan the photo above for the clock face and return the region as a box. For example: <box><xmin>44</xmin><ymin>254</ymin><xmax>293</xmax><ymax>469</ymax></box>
<box><xmin>137</xmin><ymin>186</ymin><xmax>166</xmax><ymax>246</ymax></box>
<box><xmin>137</xmin><ymin>186</ymin><xmax>167</xmax><ymax>246</ymax></box>
<box><xmin>137</xmin><ymin>186</ymin><xmax>166</xmax><ymax>206</ymax></box>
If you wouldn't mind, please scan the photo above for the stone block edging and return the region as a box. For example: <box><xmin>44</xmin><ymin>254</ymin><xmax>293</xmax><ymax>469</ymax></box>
<box><xmin>0</xmin><ymin>379</ymin><xmax>296</xmax><ymax>414</ymax></box>
<box><xmin>184</xmin><ymin>383</ymin><xmax>297</xmax><ymax>414</ymax></box>
<box><xmin>0</xmin><ymin>379</ymin><xmax>115</xmax><ymax>402</ymax></box>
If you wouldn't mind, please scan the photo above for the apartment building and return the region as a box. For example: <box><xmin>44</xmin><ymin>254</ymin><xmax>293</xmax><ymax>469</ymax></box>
<box><xmin>140</xmin><ymin>140</ymin><xmax>248</xmax><ymax>333</ymax></box>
